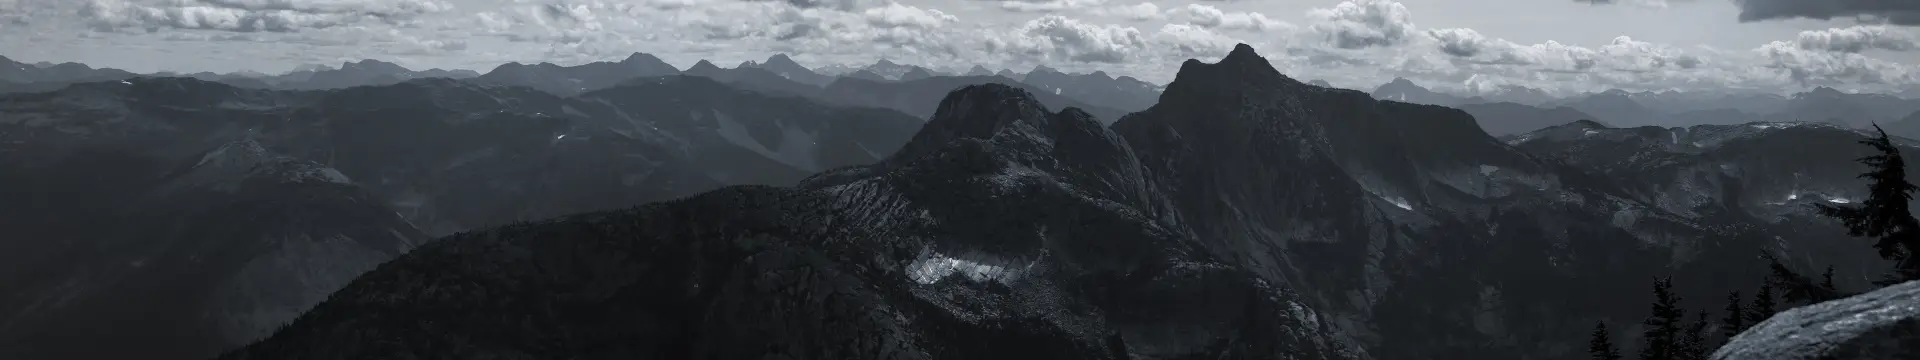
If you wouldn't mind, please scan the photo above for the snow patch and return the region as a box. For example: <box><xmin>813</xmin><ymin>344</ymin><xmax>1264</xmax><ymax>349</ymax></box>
<box><xmin>1828</xmin><ymin>198</ymin><xmax>1852</xmax><ymax>204</ymax></box>
<box><xmin>907</xmin><ymin>251</ymin><xmax>1025</xmax><ymax>285</ymax></box>
<box><xmin>119</xmin><ymin>80</ymin><xmax>132</xmax><ymax>85</ymax></box>
<box><xmin>1384</xmin><ymin>196</ymin><xmax>1413</xmax><ymax>211</ymax></box>
<box><xmin>1584</xmin><ymin>129</ymin><xmax>1600</xmax><ymax>136</ymax></box>
<box><xmin>1479</xmin><ymin>165</ymin><xmax>1500</xmax><ymax>176</ymax></box>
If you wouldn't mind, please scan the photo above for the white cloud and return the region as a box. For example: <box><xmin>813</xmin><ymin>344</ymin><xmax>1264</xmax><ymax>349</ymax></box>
<box><xmin>863</xmin><ymin>2</ymin><xmax>956</xmax><ymax>29</ymax></box>
<box><xmin>1793</xmin><ymin>26</ymin><xmax>1918</xmax><ymax>53</ymax></box>
<box><xmin>1306</xmin><ymin>0</ymin><xmax>1416</xmax><ymax>49</ymax></box>
<box><xmin>1182</xmin><ymin>4</ymin><xmax>1289</xmax><ymax>32</ymax></box>
<box><xmin>1097</xmin><ymin>2</ymin><xmax>1162</xmax><ymax>22</ymax></box>
<box><xmin>982</xmin><ymin>0</ymin><xmax>1109</xmax><ymax>13</ymax></box>
<box><xmin>77</xmin><ymin>0</ymin><xmax>452</xmax><ymax>33</ymax></box>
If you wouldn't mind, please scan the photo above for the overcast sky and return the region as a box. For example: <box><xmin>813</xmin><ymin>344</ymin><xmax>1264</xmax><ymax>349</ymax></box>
<box><xmin>3</xmin><ymin>0</ymin><xmax>1920</xmax><ymax>95</ymax></box>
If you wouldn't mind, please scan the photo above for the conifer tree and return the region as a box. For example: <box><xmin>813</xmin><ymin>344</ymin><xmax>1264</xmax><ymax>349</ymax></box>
<box><xmin>1765</xmin><ymin>256</ymin><xmax>1836</xmax><ymax>304</ymax></box>
<box><xmin>1590</xmin><ymin>321</ymin><xmax>1623</xmax><ymax>360</ymax></box>
<box><xmin>1640</xmin><ymin>277</ymin><xmax>1684</xmax><ymax>360</ymax></box>
<box><xmin>1821</xmin><ymin>265</ymin><xmax>1838</xmax><ymax>294</ymax></box>
<box><xmin>1677</xmin><ymin>311</ymin><xmax>1711</xmax><ymax>360</ymax></box>
<box><xmin>1745</xmin><ymin>283</ymin><xmax>1777</xmax><ymax>326</ymax></box>
<box><xmin>1812</xmin><ymin>124</ymin><xmax>1920</xmax><ymax>285</ymax></box>
<box><xmin>1719</xmin><ymin>291</ymin><xmax>1744</xmax><ymax>340</ymax></box>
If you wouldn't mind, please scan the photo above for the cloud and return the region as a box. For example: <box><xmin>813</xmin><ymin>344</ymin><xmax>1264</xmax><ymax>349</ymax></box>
<box><xmin>1306</xmin><ymin>0</ymin><xmax>1416</xmax><ymax>49</ymax></box>
<box><xmin>1182</xmin><ymin>4</ymin><xmax>1289</xmax><ymax>32</ymax></box>
<box><xmin>1571</xmin><ymin>0</ymin><xmax>1673</xmax><ymax>8</ymax></box>
<box><xmin>77</xmin><ymin>0</ymin><xmax>452</xmax><ymax>33</ymax></box>
<box><xmin>1425</xmin><ymin>26</ymin><xmax>1703</xmax><ymax>73</ymax></box>
<box><xmin>987</xmin><ymin>15</ymin><xmax>1144</xmax><ymax>63</ymax></box>
<box><xmin>760</xmin><ymin>0</ymin><xmax>887</xmax><ymax>11</ymax></box>
<box><xmin>1792</xmin><ymin>25</ymin><xmax>1917</xmax><ymax>53</ymax></box>
<box><xmin>978</xmin><ymin>0</ymin><xmax>1110</xmax><ymax>13</ymax></box>
<box><xmin>1735</xmin><ymin>0</ymin><xmax>1920</xmax><ymax>25</ymax></box>
<box><xmin>1579</xmin><ymin>0</ymin><xmax>1920</xmax><ymax>25</ymax></box>
<box><xmin>863</xmin><ymin>3</ymin><xmax>956</xmax><ymax>29</ymax></box>
<box><xmin>1756</xmin><ymin>39</ymin><xmax>1914</xmax><ymax>85</ymax></box>
<box><xmin>1098</xmin><ymin>2</ymin><xmax>1163</xmax><ymax>22</ymax></box>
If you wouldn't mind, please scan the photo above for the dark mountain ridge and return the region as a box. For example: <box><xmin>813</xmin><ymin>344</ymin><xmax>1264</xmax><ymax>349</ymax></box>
<box><xmin>1019</xmin><ymin>66</ymin><xmax>1162</xmax><ymax>112</ymax></box>
<box><xmin>822</xmin><ymin>75</ymin><xmax>1130</xmax><ymax>124</ymax></box>
<box><xmin>5</xmin><ymin>45</ymin><xmax>1908</xmax><ymax>360</ymax></box>
<box><xmin>218</xmin><ymin>82</ymin><xmax>1354</xmax><ymax>360</ymax></box>
<box><xmin>470</xmin><ymin>52</ymin><xmax>681</xmax><ymax>96</ymax></box>
<box><xmin>211</xmin><ymin>43</ymin><xmax>1886</xmax><ymax>360</ymax></box>
<box><xmin>0</xmin><ymin>75</ymin><xmax>922</xmax><ymax>359</ymax></box>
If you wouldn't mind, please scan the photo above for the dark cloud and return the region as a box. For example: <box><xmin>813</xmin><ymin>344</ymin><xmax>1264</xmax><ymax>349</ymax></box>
<box><xmin>1578</xmin><ymin>0</ymin><xmax>1920</xmax><ymax>25</ymax></box>
<box><xmin>1736</xmin><ymin>0</ymin><xmax>1920</xmax><ymax>25</ymax></box>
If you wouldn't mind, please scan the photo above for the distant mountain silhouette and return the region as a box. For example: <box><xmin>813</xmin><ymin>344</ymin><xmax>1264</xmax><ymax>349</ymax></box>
<box><xmin>471</xmin><ymin>52</ymin><xmax>681</xmax><ymax>96</ymax></box>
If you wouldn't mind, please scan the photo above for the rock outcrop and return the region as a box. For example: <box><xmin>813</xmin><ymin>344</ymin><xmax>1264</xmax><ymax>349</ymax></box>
<box><xmin>1711</xmin><ymin>280</ymin><xmax>1920</xmax><ymax>360</ymax></box>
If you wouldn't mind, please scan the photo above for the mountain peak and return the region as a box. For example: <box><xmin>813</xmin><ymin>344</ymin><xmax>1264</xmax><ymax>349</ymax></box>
<box><xmin>622</xmin><ymin>52</ymin><xmax>661</xmax><ymax>64</ymax></box>
<box><xmin>1223</xmin><ymin>43</ymin><xmax>1261</xmax><ymax>63</ymax></box>
<box><xmin>892</xmin><ymin>83</ymin><xmax>1054</xmax><ymax>161</ymax></box>
<box><xmin>764</xmin><ymin>53</ymin><xmax>802</xmax><ymax>68</ymax></box>
<box><xmin>341</xmin><ymin>59</ymin><xmax>411</xmax><ymax>74</ymax></box>
<box><xmin>1568</xmin><ymin>119</ymin><xmax>1610</xmax><ymax>129</ymax></box>
<box><xmin>1167</xmin><ymin>44</ymin><xmax>1297</xmax><ymax>100</ymax></box>
<box><xmin>875</xmin><ymin>59</ymin><xmax>898</xmax><ymax>66</ymax></box>
<box><xmin>689</xmin><ymin>60</ymin><xmax>721</xmax><ymax>71</ymax></box>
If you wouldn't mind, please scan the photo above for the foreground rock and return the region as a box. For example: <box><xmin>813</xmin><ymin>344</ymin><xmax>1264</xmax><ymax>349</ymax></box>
<box><xmin>1711</xmin><ymin>280</ymin><xmax>1920</xmax><ymax>360</ymax></box>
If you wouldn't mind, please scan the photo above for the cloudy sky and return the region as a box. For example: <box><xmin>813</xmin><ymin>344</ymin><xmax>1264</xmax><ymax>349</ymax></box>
<box><xmin>3</xmin><ymin>0</ymin><xmax>1920</xmax><ymax>95</ymax></box>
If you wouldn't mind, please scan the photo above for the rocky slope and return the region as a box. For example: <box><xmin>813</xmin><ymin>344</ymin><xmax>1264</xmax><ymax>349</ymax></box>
<box><xmin>0</xmin><ymin>129</ymin><xmax>424</xmax><ymax>359</ymax></box>
<box><xmin>218</xmin><ymin>83</ymin><xmax>1354</xmax><ymax>360</ymax></box>
<box><xmin>1508</xmin><ymin>120</ymin><xmax>1919</xmax><ymax>288</ymax></box>
<box><xmin>1711</xmin><ymin>279</ymin><xmax>1920</xmax><ymax>360</ymax></box>
<box><xmin>0</xmin><ymin>75</ymin><xmax>921</xmax><ymax>359</ymax></box>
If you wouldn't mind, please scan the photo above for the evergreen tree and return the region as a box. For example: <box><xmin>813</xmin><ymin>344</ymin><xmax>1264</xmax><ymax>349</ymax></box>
<box><xmin>1765</xmin><ymin>255</ymin><xmax>1837</xmax><ymax>304</ymax></box>
<box><xmin>1811</xmin><ymin>124</ymin><xmax>1920</xmax><ymax>285</ymax></box>
<box><xmin>1640</xmin><ymin>277</ymin><xmax>1684</xmax><ymax>360</ymax></box>
<box><xmin>1677</xmin><ymin>311</ymin><xmax>1711</xmax><ymax>360</ymax></box>
<box><xmin>1821</xmin><ymin>265</ymin><xmax>1838</xmax><ymax>293</ymax></box>
<box><xmin>1719</xmin><ymin>291</ymin><xmax>1744</xmax><ymax>340</ymax></box>
<box><xmin>1590</xmin><ymin>321</ymin><xmax>1623</xmax><ymax>360</ymax></box>
<box><xmin>1745</xmin><ymin>283</ymin><xmax>1777</xmax><ymax>326</ymax></box>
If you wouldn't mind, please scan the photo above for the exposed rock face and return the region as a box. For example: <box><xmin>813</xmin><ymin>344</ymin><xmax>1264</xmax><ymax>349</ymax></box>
<box><xmin>216</xmin><ymin>83</ymin><xmax>1355</xmax><ymax>360</ymax></box>
<box><xmin>1711</xmin><ymin>280</ymin><xmax>1920</xmax><ymax>360</ymax></box>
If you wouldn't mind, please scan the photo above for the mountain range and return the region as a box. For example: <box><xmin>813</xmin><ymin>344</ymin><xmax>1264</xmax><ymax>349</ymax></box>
<box><xmin>0</xmin><ymin>44</ymin><xmax>1914</xmax><ymax>359</ymax></box>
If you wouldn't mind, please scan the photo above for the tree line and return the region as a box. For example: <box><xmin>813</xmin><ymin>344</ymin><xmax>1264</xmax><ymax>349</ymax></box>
<box><xmin>1587</xmin><ymin>124</ymin><xmax>1920</xmax><ymax>360</ymax></box>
